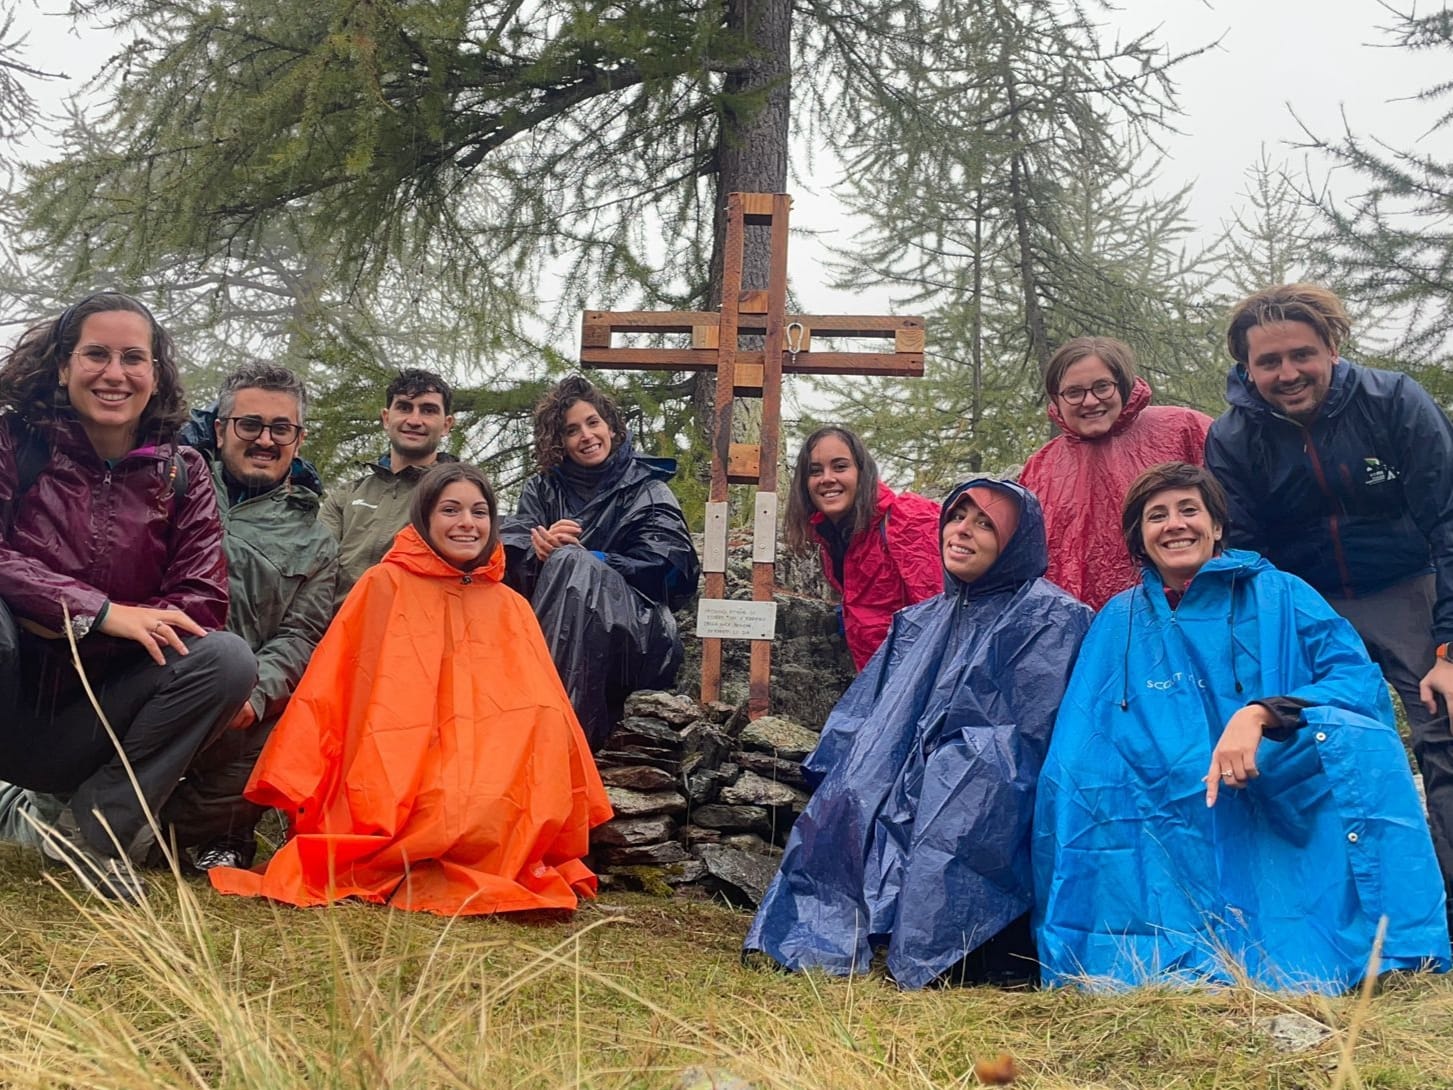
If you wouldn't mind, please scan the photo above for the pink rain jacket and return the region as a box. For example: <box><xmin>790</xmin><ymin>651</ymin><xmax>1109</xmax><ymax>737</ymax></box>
<box><xmin>813</xmin><ymin>483</ymin><xmax>942</xmax><ymax>669</ymax></box>
<box><xmin>1019</xmin><ymin>378</ymin><xmax>1212</xmax><ymax>609</ymax></box>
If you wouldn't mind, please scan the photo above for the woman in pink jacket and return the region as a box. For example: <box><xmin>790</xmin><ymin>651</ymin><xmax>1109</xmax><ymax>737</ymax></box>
<box><xmin>1019</xmin><ymin>336</ymin><xmax>1212</xmax><ymax>609</ymax></box>
<box><xmin>784</xmin><ymin>427</ymin><xmax>941</xmax><ymax>670</ymax></box>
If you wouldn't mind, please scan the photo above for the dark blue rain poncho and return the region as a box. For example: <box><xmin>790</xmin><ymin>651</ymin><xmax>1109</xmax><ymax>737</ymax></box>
<box><xmin>744</xmin><ymin>480</ymin><xmax>1094</xmax><ymax>989</ymax></box>
<box><xmin>1034</xmin><ymin>550</ymin><xmax>1450</xmax><ymax>992</ymax></box>
<box><xmin>501</xmin><ymin>435</ymin><xmax>699</xmax><ymax>751</ymax></box>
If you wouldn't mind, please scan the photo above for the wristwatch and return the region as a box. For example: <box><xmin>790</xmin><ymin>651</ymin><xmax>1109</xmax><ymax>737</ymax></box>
<box><xmin>1438</xmin><ymin>643</ymin><xmax>1451</xmax><ymax>661</ymax></box>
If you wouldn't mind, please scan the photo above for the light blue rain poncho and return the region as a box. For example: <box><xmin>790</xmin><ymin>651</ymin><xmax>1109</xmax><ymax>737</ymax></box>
<box><xmin>1033</xmin><ymin>548</ymin><xmax>1451</xmax><ymax>991</ymax></box>
<box><xmin>745</xmin><ymin>480</ymin><xmax>1093</xmax><ymax>988</ymax></box>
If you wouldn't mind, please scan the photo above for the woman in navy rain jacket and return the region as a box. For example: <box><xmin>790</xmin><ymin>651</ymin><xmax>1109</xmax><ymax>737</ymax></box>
<box><xmin>745</xmin><ymin>479</ymin><xmax>1093</xmax><ymax>989</ymax></box>
<box><xmin>501</xmin><ymin>375</ymin><xmax>699</xmax><ymax>751</ymax></box>
<box><xmin>1034</xmin><ymin>462</ymin><xmax>1449</xmax><ymax>992</ymax></box>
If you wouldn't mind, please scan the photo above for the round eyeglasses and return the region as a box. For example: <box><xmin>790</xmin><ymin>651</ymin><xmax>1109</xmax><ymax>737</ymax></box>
<box><xmin>1056</xmin><ymin>379</ymin><xmax>1117</xmax><ymax>405</ymax></box>
<box><xmin>71</xmin><ymin>345</ymin><xmax>154</xmax><ymax>372</ymax></box>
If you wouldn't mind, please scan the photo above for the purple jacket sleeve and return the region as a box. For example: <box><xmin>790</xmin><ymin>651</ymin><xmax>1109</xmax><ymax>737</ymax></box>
<box><xmin>0</xmin><ymin>423</ymin><xmax>109</xmax><ymax>633</ymax></box>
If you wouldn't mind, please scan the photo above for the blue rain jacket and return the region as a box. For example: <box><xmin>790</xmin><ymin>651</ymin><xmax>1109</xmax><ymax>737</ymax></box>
<box><xmin>744</xmin><ymin>480</ymin><xmax>1094</xmax><ymax>989</ymax></box>
<box><xmin>1034</xmin><ymin>549</ymin><xmax>1450</xmax><ymax>992</ymax></box>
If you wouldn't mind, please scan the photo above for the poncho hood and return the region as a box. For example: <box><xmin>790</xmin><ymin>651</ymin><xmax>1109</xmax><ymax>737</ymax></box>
<box><xmin>939</xmin><ymin>478</ymin><xmax>1048</xmax><ymax>598</ymax></box>
<box><xmin>386</xmin><ymin>523</ymin><xmax>505</xmax><ymax>584</ymax></box>
<box><xmin>1046</xmin><ymin>375</ymin><xmax>1153</xmax><ymax>441</ymax></box>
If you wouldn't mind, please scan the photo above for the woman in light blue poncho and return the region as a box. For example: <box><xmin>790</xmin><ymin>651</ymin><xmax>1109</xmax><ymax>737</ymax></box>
<box><xmin>1034</xmin><ymin>462</ymin><xmax>1450</xmax><ymax>992</ymax></box>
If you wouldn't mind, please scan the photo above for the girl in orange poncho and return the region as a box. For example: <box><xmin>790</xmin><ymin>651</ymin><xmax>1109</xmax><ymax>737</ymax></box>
<box><xmin>209</xmin><ymin>463</ymin><xmax>612</xmax><ymax>915</ymax></box>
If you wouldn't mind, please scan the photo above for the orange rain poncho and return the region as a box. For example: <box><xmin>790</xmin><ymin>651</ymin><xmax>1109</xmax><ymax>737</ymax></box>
<box><xmin>209</xmin><ymin>525</ymin><xmax>613</xmax><ymax>915</ymax></box>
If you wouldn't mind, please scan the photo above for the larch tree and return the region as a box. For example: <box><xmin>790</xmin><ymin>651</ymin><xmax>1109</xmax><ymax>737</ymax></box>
<box><xmin>807</xmin><ymin>0</ymin><xmax>1216</xmax><ymax>484</ymax></box>
<box><xmin>1296</xmin><ymin>3</ymin><xmax>1453</xmax><ymax>382</ymax></box>
<box><xmin>7</xmin><ymin>0</ymin><xmax>1202</xmax><ymax>484</ymax></box>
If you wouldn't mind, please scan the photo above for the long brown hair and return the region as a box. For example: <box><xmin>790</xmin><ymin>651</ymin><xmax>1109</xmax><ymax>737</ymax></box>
<box><xmin>0</xmin><ymin>291</ymin><xmax>187</xmax><ymax>442</ymax></box>
<box><xmin>784</xmin><ymin>425</ymin><xmax>883</xmax><ymax>553</ymax></box>
<box><xmin>409</xmin><ymin>462</ymin><xmax>500</xmax><ymax>569</ymax></box>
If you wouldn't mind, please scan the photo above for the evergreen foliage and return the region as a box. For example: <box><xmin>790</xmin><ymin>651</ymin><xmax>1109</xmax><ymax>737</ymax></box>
<box><xmin>1298</xmin><ymin>4</ymin><xmax>1453</xmax><ymax>384</ymax></box>
<box><xmin>809</xmin><ymin>0</ymin><xmax>1219</xmax><ymax>486</ymax></box>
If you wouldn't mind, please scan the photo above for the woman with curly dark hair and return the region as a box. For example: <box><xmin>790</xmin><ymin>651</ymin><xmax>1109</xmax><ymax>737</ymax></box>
<box><xmin>0</xmin><ymin>292</ymin><xmax>255</xmax><ymax>902</ymax></box>
<box><xmin>501</xmin><ymin>375</ymin><xmax>699</xmax><ymax>750</ymax></box>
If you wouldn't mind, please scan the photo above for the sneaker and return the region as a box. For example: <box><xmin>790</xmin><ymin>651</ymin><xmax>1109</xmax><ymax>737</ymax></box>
<box><xmin>191</xmin><ymin>838</ymin><xmax>253</xmax><ymax>872</ymax></box>
<box><xmin>33</xmin><ymin>811</ymin><xmax>146</xmax><ymax>905</ymax></box>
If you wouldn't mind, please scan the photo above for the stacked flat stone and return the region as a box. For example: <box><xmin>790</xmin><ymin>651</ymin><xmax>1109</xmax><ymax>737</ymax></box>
<box><xmin>589</xmin><ymin>691</ymin><xmax>825</xmax><ymax>907</ymax></box>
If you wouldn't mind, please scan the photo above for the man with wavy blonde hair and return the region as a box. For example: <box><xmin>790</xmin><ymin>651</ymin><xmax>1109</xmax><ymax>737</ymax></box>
<box><xmin>1206</xmin><ymin>282</ymin><xmax>1453</xmax><ymax>942</ymax></box>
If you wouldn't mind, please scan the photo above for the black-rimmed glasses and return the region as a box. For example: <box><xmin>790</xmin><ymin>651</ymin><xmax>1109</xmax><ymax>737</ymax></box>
<box><xmin>225</xmin><ymin>416</ymin><xmax>304</xmax><ymax>443</ymax></box>
<box><xmin>1056</xmin><ymin>379</ymin><xmax>1117</xmax><ymax>405</ymax></box>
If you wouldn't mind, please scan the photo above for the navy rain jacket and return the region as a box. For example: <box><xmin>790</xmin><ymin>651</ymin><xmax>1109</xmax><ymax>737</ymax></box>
<box><xmin>743</xmin><ymin>479</ymin><xmax>1093</xmax><ymax>989</ymax></box>
<box><xmin>1205</xmin><ymin>358</ymin><xmax>1453</xmax><ymax>643</ymax></box>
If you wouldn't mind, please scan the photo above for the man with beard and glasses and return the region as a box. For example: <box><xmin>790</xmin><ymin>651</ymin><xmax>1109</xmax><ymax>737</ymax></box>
<box><xmin>1205</xmin><ymin>283</ymin><xmax>1453</xmax><ymax>948</ymax></box>
<box><xmin>320</xmin><ymin>368</ymin><xmax>457</xmax><ymax>595</ymax></box>
<box><xmin>162</xmin><ymin>361</ymin><xmax>339</xmax><ymax>870</ymax></box>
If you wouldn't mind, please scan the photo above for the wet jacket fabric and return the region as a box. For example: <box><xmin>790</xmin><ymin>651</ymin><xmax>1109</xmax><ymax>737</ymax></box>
<box><xmin>208</xmin><ymin>526</ymin><xmax>613</xmax><ymax>915</ymax></box>
<box><xmin>746</xmin><ymin>480</ymin><xmax>1094</xmax><ymax>989</ymax></box>
<box><xmin>1205</xmin><ymin>359</ymin><xmax>1453</xmax><ymax>642</ymax></box>
<box><xmin>320</xmin><ymin>452</ymin><xmax>458</xmax><ymax>595</ymax></box>
<box><xmin>1020</xmin><ymin>378</ymin><xmax>1212</xmax><ymax>609</ymax></box>
<box><xmin>811</xmin><ymin>483</ymin><xmax>942</xmax><ymax>670</ymax></box>
<box><xmin>1033</xmin><ymin>549</ymin><xmax>1450</xmax><ymax>991</ymax></box>
<box><xmin>209</xmin><ymin>462</ymin><xmax>339</xmax><ymax>723</ymax></box>
<box><xmin>0</xmin><ymin>414</ymin><xmax>227</xmax><ymax>663</ymax></box>
<box><xmin>501</xmin><ymin>446</ymin><xmax>699</xmax><ymax>749</ymax></box>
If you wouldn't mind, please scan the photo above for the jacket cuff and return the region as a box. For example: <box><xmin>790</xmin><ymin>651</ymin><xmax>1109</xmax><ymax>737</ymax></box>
<box><xmin>69</xmin><ymin>599</ymin><xmax>110</xmax><ymax>640</ymax></box>
<box><xmin>1251</xmin><ymin>696</ymin><xmax>1313</xmax><ymax>743</ymax></box>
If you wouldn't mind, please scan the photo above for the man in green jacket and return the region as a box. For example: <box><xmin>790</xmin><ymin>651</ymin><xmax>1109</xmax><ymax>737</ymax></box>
<box><xmin>163</xmin><ymin>361</ymin><xmax>339</xmax><ymax>870</ymax></box>
<box><xmin>319</xmin><ymin>368</ymin><xmax>456</xmax><ymax>595</ymax></box>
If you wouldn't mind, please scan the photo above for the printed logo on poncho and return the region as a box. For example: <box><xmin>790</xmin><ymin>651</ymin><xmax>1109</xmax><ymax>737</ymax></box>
<box><xmin>1363</xmin><ymin>457</ymin><xmax>1398</xmax><ymax>486</ymax></box>
<box><xmin>1145</xmin><ymin>671</ymin><xmax>1207</xmax><ymax>692</ymax></box>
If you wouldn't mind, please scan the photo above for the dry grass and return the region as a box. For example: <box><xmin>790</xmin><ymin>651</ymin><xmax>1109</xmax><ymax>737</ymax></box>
<box><xmin>1</xmin><ymin>848</ymin><xmax>1451</xmax><ymax>1090</ymax></box>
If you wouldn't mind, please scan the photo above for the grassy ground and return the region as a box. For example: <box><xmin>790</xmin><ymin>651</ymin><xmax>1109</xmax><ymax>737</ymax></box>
<box><xmin>1</xmin><ymin>846</ymin><xmax>1451</xmax><ymax>1090</ymax></box>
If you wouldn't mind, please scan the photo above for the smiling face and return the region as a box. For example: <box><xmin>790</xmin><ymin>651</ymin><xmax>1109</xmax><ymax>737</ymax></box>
<box><xmin>941</xmin><ymin>496</ymin><xmax>1001</xmax><ymax>584</ymax></box>
<box><xmin>381</xmin><ymin>390</ymin><xmax>453</xmax><ymax>468</ymax></box>
<box><xmin>1054</xmin><ymin>354</ymin><xmax>1124</xmax><ymax>439</ymax></box>
<box><xmin>215</xmin><ymin>387</ymin><xmax>303</xmax><ymax>490</ymax></box>
<box><xmin>428</xmin><ymin>480</ymin><xmax>492</xmax><ymax>568</ymax></box>
<box><xmin>561</xmin><ymin>398</ymin><xmax>613</xmax><ymax>467</ymax></box>
<box><xmin>60</xmin><ymin>310</ymin><xmax>157</xmax><ymax>459</ymax></box>
<box><xmin>805</xmin><ymin>434</ymin><xmax>860</xmax><ymax>522</ymax></box>
<box><xmin>1140</xmin><ymin>485</ymin><xmax>1223</xmax><ymax>587</ymax></box>
<box><xmin>1244</xmin><ymin>319</ymin><xmax>1336</xmax><ymax>423</ymax></box>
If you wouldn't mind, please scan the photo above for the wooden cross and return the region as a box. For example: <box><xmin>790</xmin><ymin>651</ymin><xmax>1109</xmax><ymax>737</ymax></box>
<box><xmin>581</xmin><ymin>192</ymin><xmax>925</xmax><ymax>718</ymax></box>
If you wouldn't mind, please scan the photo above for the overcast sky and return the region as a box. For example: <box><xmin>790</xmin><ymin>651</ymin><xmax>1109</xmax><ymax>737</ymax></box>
<box><xmin>10</xmin><ymin>0</ymin><xmax>1451</xmax><ymax>314</ymax></box>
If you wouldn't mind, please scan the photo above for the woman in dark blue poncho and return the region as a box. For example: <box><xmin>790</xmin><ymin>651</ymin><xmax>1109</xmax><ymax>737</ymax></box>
<box><xmin>500</xmin><ymin>376</ymin><xmax>699</xmax><ymax>751</ymax></box>
<box><xmin>745</xmin><ymin>479</ymin><xmax>1093</xmax><ymax>989</ymax></box>
<box><xmin>1034</xmin><ymin>462</ymin><xmax>1449</xmax><ymax>992</ymax></box>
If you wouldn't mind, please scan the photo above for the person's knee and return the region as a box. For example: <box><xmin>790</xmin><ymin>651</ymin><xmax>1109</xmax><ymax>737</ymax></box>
<box><xmin>542</xmin><ymin>544</ymin><xmax>595</xmax><ymax>574</ymax></box>
<box><xmin>178</xmin><ymin>630</ymin><xmax>257</xmax><ymax>706</ymax></box>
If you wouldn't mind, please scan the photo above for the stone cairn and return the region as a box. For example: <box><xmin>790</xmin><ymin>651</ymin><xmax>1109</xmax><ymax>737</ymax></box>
<box><xmin>588</xmin><ymin>528</ymin><xmax>857</xmax><ymax>907</ymax></box>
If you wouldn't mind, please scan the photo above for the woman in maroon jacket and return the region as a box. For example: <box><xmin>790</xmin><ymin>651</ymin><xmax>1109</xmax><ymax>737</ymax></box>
<box><xmin>784</xmin><ymin>426</ymin><xmax>941</xmax><ymax>670</ymax></box>
<box><xmin>0</xmin><ymin>292</ymin><xmax>255</xmax><ymax>902</ymax></box>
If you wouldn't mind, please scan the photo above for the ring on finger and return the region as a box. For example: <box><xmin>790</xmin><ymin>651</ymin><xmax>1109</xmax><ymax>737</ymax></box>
<box><xmin>1220</xmin><ymin>769</ymin><xmax>1235</xmax><ymax>779</ymax></box>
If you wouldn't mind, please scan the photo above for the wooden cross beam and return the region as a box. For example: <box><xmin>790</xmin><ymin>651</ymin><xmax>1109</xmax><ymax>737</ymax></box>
<box><xmin>582</xmin><ymin>192</ymin><xmax>925</xmax><ymax>718</ymax></box>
